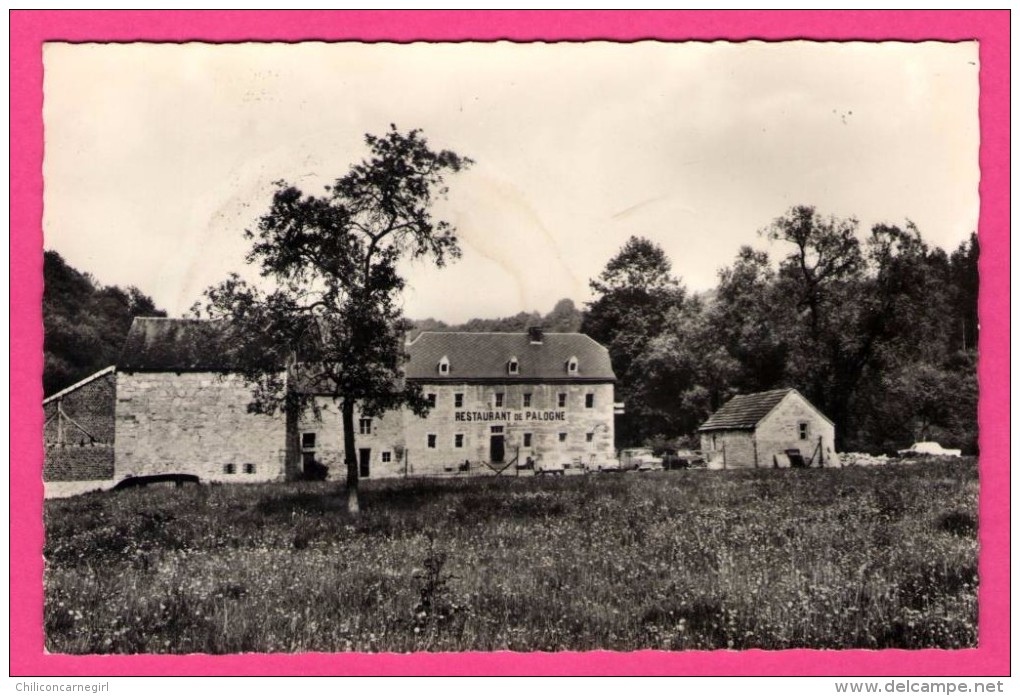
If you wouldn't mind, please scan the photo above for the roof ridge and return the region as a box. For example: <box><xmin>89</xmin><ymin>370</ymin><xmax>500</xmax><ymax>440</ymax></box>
<box><xmin>415</xmin><ymin>330</ymin><xmax>591</xmax><ymax>336</ymax></box>
<box><xmin>43</xmin><ymin>365</ymin><xmax>116</xmax><ymax>404</ymax></box>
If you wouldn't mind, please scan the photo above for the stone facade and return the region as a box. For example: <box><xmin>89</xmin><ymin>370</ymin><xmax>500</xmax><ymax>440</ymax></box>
<box><xmin>100</xmin><ymin>321</ymin><xmax>618</xmax><ymax>486</ymax></box>
<box><xmin>43</xmin><ymin>367</ymin><xmax>116</xmax><ymax>482</ymax></box>
<box><xmin>700</xmin><ymin>390</ymin><xmax>836</xmax><ymax>468</ymax></box>
<box><xmin>297</xmin><ymin>398</ymin><xmax>407</xmax><ymax>480</ymax></box>
<box><xmin>115</xmin><ymin>371</ymin><xmax>287</xmax><ymax>483</ymax></box>
<box><xmin>298</xmin><ymin>382</ymin><xmax>616</xmax><ymax>479</ymax></box>
<box><xmin>701</xmin><ymin>430</ymin><xmax>755</xmax><ymax>469</ymax></box>
<box><xmin>754</xmin><ymin>391</ymin><xmax>836</xmax><ymax>467</ymax></box>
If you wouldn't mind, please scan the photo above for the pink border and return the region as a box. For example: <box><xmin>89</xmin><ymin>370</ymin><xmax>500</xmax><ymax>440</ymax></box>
<box><xmin>11</xmin><ymin>10</ymin><xmax>1009</xmax><ymax>676</ymax></box>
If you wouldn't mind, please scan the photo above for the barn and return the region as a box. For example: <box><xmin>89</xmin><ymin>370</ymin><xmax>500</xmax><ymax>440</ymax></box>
<box><xmin>104</xmin><ymin>318</ymin><xmax>618</xmax><ymax>485</ymax></box>
<box><xmin>698</xmin><ymin>388</ymin><xmax>836</xmax><ymax>469</ymax></box>
<box><xmin>115</xmin><ymin>317</ymin><xmax>294</xmax><ymax>484</ymax></box>
<box><xmin>43</xmin><ymin>365</ymin><xmax>117</xmax><ymax>496</ymax></box>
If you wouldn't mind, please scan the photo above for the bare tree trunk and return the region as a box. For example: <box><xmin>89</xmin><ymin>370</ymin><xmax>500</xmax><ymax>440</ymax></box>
<box><xmin>284</xmin><ymin>389</ymin><xmax>302</xmax><ymax>481</ymax></box>
<box><xmin>341</xmin><ymin>399</ymin><xmax>360</xmax><ymax>514</ymax></box>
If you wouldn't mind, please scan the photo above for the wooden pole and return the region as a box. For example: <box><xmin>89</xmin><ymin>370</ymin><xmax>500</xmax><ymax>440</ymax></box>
<box><xmin>56</xmin><ymin>397</ymin><xmax>64</xmax><ymax>446</ymax></box>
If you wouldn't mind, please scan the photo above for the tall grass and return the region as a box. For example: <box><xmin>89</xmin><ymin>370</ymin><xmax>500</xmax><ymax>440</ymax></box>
<box><xmin>44</xmin><ymin>458</ymin><xmax>978</xmax><ymax>653</ymax></box>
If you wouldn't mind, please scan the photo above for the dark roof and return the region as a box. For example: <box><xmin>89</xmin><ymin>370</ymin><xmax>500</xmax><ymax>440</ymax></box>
<box><xmin>404</xmin><ymin>332</ymin><xmax>615</xmax><ymax>382</ymax></box>
<box><xmin>698</xmin><ymin>389</ymin><xmax>794</xmax><ymax>431</ymax></box>
<box><xmin>119</xmin><ymin>320</ymin><xmax>615</xmax><ymax>382</ymax></box>
<box><xmin>119</xmin><ymin>318</ymin><xmax>279</xmax><ymax>372</ymax></box>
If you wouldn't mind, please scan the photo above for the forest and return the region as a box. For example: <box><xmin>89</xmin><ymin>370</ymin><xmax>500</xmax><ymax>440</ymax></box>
<box><xmin>417</xmin><ymin>206</ymin><xmax>979</xmax><ymax>455</ymax></box>
<box><xmin>42</xmin><ymin>251</ymin><xmax>166</xmax><ymax>396</ymax></box>
<box><xmin>43</xmin><ymin>205</ymin><xmax>978</xmax><ymax>454</ymax></box>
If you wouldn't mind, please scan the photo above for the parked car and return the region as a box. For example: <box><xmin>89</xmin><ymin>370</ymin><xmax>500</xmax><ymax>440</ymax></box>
<box><xmin>588</xmin><ymin>457</ymin><xmax>622</xmax><ymax>473</ymax></box>
<box><xmin>619</xmin><ymin>448</ymin><xmax>664</xmax><ymax>472</ymax></box>
<box><xmin>897</xmin><ymin>441</ymin><xmax>962</xmax><ymax>458</ymax></box>
<box><xmin>663</xmin><ymin>449</ymin><xmax>707</xmax><ymax>470</ymax></box>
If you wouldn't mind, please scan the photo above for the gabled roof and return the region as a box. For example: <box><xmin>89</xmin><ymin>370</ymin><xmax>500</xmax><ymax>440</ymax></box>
<box><xmin>404</xmin><ymin>332</ymin><xmax>615</xmax><ymax>382</ymax></box>
<box><xmin>698</xmin><ymin>388</ymin><xmax>798</xmax><ymax>431</ymax></box>
<box><xmin>43</xmin><ymin>365</ymin><xmax>116</xmax><ymax>404</ymax></box>
<box><xmin>119</xmin><ymin>317</ymin><xmax>279</xmax><ymax>372</ymax></box>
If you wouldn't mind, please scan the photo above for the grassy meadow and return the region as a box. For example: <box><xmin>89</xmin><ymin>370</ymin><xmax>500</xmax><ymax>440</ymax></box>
<box><xmin>44</xmin><ymin>458</ymin><xmax>978</xmax><ymax>653</ymax></box>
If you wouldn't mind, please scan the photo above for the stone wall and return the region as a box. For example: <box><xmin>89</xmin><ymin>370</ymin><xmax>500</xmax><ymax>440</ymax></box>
<box><xmin>43</xmin><ymin>444</ymin><xmax>114</xmax><ymax>481</ymax></box>
<box><xmin>756</xmin><ymin>392</ymin><xmax>836</xmax><ymax>467</ymax></box>
<box><xmin>299</xmin><ymin>382</ymin><xmax>616</xmax><ymax>479</ymax></box>
<box><xmin>298</xmin><ymin>398</ymin><xmax>407</xmax><ymax>480</ymax></box>
<box><xmin>701</xmin><ymin>430</ymin><xmax>756</xmax><ymax>469</ymax></box>
<box><xmin>402</xmin><ymin>382</ymin><xmax>616</xmax><ymax>476</ymax></box>
<box><xmin>115</xmin><ymin>371</ymin><xmax>287</xmax><ymax>483</ymax></box>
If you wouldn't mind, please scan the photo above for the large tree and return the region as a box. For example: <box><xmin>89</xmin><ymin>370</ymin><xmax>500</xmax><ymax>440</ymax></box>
<box><xmin>200</xmin><ymin>127</ymin><xmax>472</xmax><ymax>513</ymax></box>
<box><xmin>582</xmin><ymin>236</ymin><xmax>686</xmax><ymax>445</ymax></box>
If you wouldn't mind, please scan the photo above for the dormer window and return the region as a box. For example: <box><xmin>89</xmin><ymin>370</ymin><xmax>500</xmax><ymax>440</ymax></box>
<box><xmin>438</xmin><ymin>355</ymin><xmax>450</xmax><ymax>375</ymax></box>
<box><xmin>566</xmin><ymin>356</ymin><xmax>579</xmax><ymax>374</ymax></box>
<box><xmin>507</xmin><ymin>356</ymin><xmax>519</xmax><ymax>375</ymax></box>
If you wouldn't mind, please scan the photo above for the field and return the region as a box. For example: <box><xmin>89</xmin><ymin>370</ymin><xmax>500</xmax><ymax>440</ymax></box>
<box><xmin>44</xmin><ymin>458</ymin><xmax>978</xmax><ymax>653</ymax></box>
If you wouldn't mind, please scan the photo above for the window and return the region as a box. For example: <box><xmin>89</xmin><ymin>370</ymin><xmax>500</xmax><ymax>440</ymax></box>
<box><xmin>566</xmin><ymin>356</ymin><xmax>579</xmax><ymax>374</ymax></box>
<box><xmin>558</xmin><ymin>393</ymin><xmax>567</xmax><ymax>408</ymax></box>
<box><xmin>494</xmin><ymin>392</ymin><xmax>504</xmax><ymax>408</ymax></box>
<box><xmin>427</xmin><ymin>434</ymin><xmax>437</xmax><ymax>449</ymax></box>
<box><xmin>454</xmin><ymin>393</ymin><xmax>464</xmax><ymax>408</ymax></box>
<box><xmin>586</xmin><ymin>432</ymin><xmax>594</xmax><ymax>443</ymax></box>
<box><xmin>523</xmin><ymin>433</ymin><xmax>532</xmax><ymax>447</ymax></box>
<box><xmin>244</xmin><ymin>463</ymin><xmax>256</xmax><ymax>474</ymax></box>
<box><xmin>558</xmin><ymin>433</ymin><xmax>567</xmax><ymax>443</ymax></box>
<box><xmin>301</xmin><ymin>432</ymin><xmax>316</xmax><ymax>449</ymax></box>
<box><xmin>799</xmin><ymin>422</ymin><xmax>809</xmax><ymax>440</ymax></box>
<box><xmin>359</xmin><ymin>418</ymin><xmax>373</xmax><ymax>435</ymax></box>
<box><xmin>224</xmin><ymin>463</ymin><xmax>235</xmax><ymax>474</ymax></box>
<box><xmin>585</xmin><ymin>393</ymin><xmax>594</xmax><ymax>408</ymax></box>
<box><xmin>426</xmin><ymin>393</ymin><xmax>436</xmax><ymax>408</ymax></box>
<box><xmin>523</xmin><ymin>393</ymin><xmax>532</xmax><ymax>408</ymax></box>
<box><xmin>381</xmin><ymin>451</ymin><xmax>392</xmax><ymax>463</ymax></box>
<box><xmin>508</xmin><ymin>357</ymin><xmax>519</xmax><ymax>375</ymax></box>
<box><xmin>454</xmin><ymin>433</ymin><xmax>464</xmax><ymax>449</ymax></box>
<box><xmin>491</xmin><ymin>425</ymin><xmax>504</xmax><ymax>434</ymax></box>
<box><xmin>438</xmin><ymin>355</ymin><xmax>450</xmax><ymax>375</ymax></box>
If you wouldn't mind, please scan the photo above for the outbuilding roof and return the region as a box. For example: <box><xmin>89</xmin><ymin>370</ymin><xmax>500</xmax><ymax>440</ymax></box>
<box><xmin>404</xmin><ymin>331</ymin><xmax>615</xmax><ymax>382</ymax></box>
<box><xmin>698</xmin><ymin>388</ymin><xmax>795</xmax><ymax>431</ymax></box>
<box><xmin>119</xmin><ymin>318</ymin><xmax>278</xmax><ymax>372</ymax></box>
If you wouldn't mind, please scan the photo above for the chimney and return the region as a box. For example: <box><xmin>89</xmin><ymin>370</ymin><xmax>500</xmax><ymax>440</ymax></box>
<box><xmin>528</xmin><ymin>326</ymin><xmax>544</xmax><ymax>344</ymax></box>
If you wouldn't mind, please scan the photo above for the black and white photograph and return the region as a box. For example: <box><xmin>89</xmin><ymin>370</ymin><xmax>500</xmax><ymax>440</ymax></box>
<box><xmin>41</xmin><ymin>40</ymin><xmax>980</xmax><ymax>654</ymax></box>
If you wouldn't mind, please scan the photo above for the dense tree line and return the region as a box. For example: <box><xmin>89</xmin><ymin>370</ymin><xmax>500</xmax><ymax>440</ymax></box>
<box><xmin>582</xmin><ymin>206</ymin><xmax>979</xmax><ymax>454</ymax></box>
<box><xmin>413</xmin><ymin>297</ymin><xmax>584</xmax><ymax>335</ymax></box>
<box><xmin>43</xmin><ymin>203</ymin><xmax>977</xmax><ymax>456</ymax></box>
<box><xmin>43</xmin><ymin>251</ymin><xmax>166</xmax><ymax>395</ymax></box>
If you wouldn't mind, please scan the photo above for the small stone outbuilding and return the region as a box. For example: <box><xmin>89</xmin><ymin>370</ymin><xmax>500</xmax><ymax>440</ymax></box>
<box><xmin>698</xmin><ymin>388</ymin><xmax>836</xmax><ymax>469</ymax></box>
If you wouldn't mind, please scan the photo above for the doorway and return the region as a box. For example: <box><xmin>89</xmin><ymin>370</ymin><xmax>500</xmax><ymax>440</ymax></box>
<box><xmin>359</xmin><ymin>448</ymin><xmax>371</xmax><ymax>478</ymax></box>
<box><xmin>489</xmin><ymin>428</ymin><xmax>505</xmax><ymax>463</ymax></box>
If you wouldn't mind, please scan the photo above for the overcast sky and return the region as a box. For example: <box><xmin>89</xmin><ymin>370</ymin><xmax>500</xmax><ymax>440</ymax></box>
<box><xmin>43</xmin><ymin>41</ymin><xmax>979</xmax><ymax>323</ymax></box>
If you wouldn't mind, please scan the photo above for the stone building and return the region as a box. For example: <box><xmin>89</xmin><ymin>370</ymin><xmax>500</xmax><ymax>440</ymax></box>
<box><xmin>112</xmin><ymin>319</ymin><xmax>617</xmax><ymax>483</ymax></box>
<box><xmin>115</xmin><ymin>318</ymin><xmax>291</xmax><ymax>483</ymax></box>
<box><xmin>302</xmin><ymin>328</ymin><xmax>618</xmax><ymax>478</ymax></box>
<box><xmin>698</xmin><ymin>388</ymin><xmax>836</xmax><ymax>469</ymax></box>
<box><xmin>43</xmin><ymin>366</ymin><xmax>117</xmax><ymax>489</ymax></box>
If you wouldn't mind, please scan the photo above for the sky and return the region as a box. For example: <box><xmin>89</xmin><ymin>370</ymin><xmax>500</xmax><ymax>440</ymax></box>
<box><xmin>43</xmin><ymin>41</ymin><xmax>979</xmax><ymax>323</ymax></box>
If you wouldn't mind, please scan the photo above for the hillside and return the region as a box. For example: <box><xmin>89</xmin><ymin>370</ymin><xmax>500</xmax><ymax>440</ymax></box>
<box><xmin>43</xmin><ymin>251</ymin><xmax>166</xmax><ymax>396</ymax></box>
